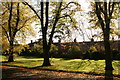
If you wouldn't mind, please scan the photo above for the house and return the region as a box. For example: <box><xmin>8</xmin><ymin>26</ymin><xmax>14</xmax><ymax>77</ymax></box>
<box><xmin>28</xmin><ymin>38</ymin><xmax>120</xmax><ymax>53</ymax></box>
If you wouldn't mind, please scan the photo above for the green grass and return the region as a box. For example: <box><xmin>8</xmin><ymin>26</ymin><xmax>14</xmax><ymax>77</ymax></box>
<box><xmin>1</xmin><ymin>55</ymin><xmax>120</xmax><ymax>75</ymax></box>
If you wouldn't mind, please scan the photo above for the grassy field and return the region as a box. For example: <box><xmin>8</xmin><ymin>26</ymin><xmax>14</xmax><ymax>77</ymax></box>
<box><xmin>1</xmin><ymin>55</ymin><xmax>120</xmax><ymax>75</ymax></box>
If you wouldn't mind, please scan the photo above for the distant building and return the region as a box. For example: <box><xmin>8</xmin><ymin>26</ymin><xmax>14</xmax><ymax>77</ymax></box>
<box><xmin>28</xmin><ymin>39</ymin><xmax>42</xmax><ymax>50</ymax></box>
<box><xmin>28</xmin><ymin>38</ymin><xmax>120</xmax><ymax>53</ymax></box>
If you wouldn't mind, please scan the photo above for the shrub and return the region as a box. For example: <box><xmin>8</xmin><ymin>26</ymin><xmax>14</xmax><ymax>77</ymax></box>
<box><xmin>32</xmin><ymin>44</ymin><xmax>43</xmax><ymax>54</ymax></box>
<box><xmin>112</xmin><ymin>50</ymin><xmax>120</xmax><ymax>60</ymax></box>
<box><xmin>91</xmin><ymin>51</ymin><xmax>105</xmax><ymax>60</ymax></box>
<box><xmin>50</xmin><ymin>44</ymin><xmax>58</xmax><ymax>54</ymax></box>
<box><xmin>83</xmin><ymin>51</ymin><xmax>91</xmax><ymax>59</ymax></box>
<box><xmin>67</xmin><ymin>45</ymin><xmax>81</xmax><ymax>58</ymax></box>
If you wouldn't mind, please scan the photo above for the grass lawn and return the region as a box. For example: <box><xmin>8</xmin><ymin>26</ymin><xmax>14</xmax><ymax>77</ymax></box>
<box><xmin>1</xmin><ymin>55</ymin><xmax>120</xmax><ymax>75</ymax></box>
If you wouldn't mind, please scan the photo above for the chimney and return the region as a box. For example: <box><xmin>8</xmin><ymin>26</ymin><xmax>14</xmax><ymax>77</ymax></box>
<box><xmin>31</xmin><ymin>40</ymin><xmax>33</xmax><ymax>43</ymax></box>
<box><xmin>58</xmin><ymin>39</ymin><xmax>61</xmax><ymax>43</ymax></box>
<box><xmin>91</xmin><ymin>38</ymin><xmax>94</xmax><ymax>43</ymax></box>
<box><xmin>74</xmin><ymin>38</ymin><xmax>77</xmax><ymax>43</ymax></box>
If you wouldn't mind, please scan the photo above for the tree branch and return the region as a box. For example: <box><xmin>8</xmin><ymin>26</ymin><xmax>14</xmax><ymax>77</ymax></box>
<box><xmin>2</xmin><ymin>10</ymin><xmax>8</xmax><ymax>15</ymax></box>
<box><xmin>108</xmin><ymin>2</ymin><xmax>111</xmax><ymax>16</ymax></box>
<box><xmin>95</xmin><ymin>2</ymin><xmax>105</xmax><ymax>33</ymax></box>
<box><xmin>8</xmin><ymin>2</ymin><xmax>13</xmax><ymax>39</ymax></box>
<box><xmin>48</xmin><ymin>2</ymin><xmax>63</xmax><ymax>47</ymax></box>
<box><xmin>98</xmin><ymin>3</ymin><xmax>106</xmax><ymax>15</ymax></box>
<box><xmin>109</xmin><ymin>2</ymin><xmax>115</xmax><ymax>17</ymax></box>
<box><xmin>13</xmin><ymin>3</ymin><xmax>20</xmax><ymax>37</ymax></box>
<box><xmin>45</xmin><ymin>1</ymin><xmax>49</xmax><ymax>32</ymax></box>
<box><xmin>59</xmin><ymin>14</ymin><xmax>73</xmax><ymax>22</ymax></box>
<box><xmin>22</xmin><ymin>2</ymin><xmax>42</xmax><ymax>22</ymax></box>
<box><xmin>61</xmin><ymin>2</ymin><xmax>81</xmax><ymax>11</ymax></box>
<box><xmin>17</xmin><ymin>16</ymin><xmax>35</xmax><ymax>31</ymax></box>
<box><xmin>2</xmin><ymin>26</ymin><xmax>10</xmax><ymax>42</ymax></box>
<box><xmin>41</xmin><ymin>1</ymin><xmax>44</xmax><ymax>29</ymax></box>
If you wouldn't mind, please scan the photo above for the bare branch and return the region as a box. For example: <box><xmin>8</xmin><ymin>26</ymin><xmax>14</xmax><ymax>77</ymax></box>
<box><xmin>8</xmin><ymin>2</ymin><xmax>13</xmax><ymax>38</ymax></box>
<box><xmin>41</xmin><ymin>1</ymin><xmax>44</xmax><ymax>29</ymax></box>
<box><xmin>22</xmin><ymin>2</ymin><xmax>42</xmax><ymax>22</ymax></box>
<box><xmin>48</xmin><ymin>2</ymin><xmax>63</xmax><ymax>47</ymax></box>
<box><xmin>17</xmin><ymin>16</ymin><xmax>36</xmax><ymax>31</ymax></box>
<box><xmin>98</xmin><ymin>3</ymin><xmax>106</xmax><ymax>15</ymax></box>
<box><xmin>1</xmin><ymin>26</ymin><xmax>10</xmax><ymax>42</ymax></box>
<box><xmin>61</xmin><ymin>2</ymin><xmax>81</xmax><ymax>11</ymax></box>
<box><xmin>109</xmin><ymin>2</ymin><xmax>115</xmax><ymax>17</ymax></box>
<box><xmin>45</xmin><ymin>1</ymin><xmax>49</xmax><ymax>32</ymax></box>
<box><xmin>59</xmin><ymin>14</ymin><xmax>73</xmax><ymax>22</ymax></box>
<box><xmin>95</xmin><ymin>2</ymin><xmax>105</xmax><ymax>33</ymax></box>
<box><xmin>108</xmin><ymin>2</ymin><xmax>111</xmax><ymax>16</ymax></box>
<box><xmin>13</xmin><ymin>3</ymin><xmax>20</xmax><ymax>37</ymax></box>
<box><xmin>2</xmin><ymin>10</ymin><xmax>8</xmax><ymax>15</ymax></box>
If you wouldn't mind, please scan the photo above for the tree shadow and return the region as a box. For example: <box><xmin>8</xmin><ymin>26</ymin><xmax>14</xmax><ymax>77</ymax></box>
<box><xmin>2</xmin><ymin>65</ymin><xmax>120</xmax><ymax>80</ymax></box>
<box><xmin>2</xmin><ymin>66</ymin><xmax>105</xmax><ymax>80</ymax></box>
<box><xmin>62</xmin><ymin>58</ymin><xmax>75</xmax><ymax>60</ymax></box>
<box><xmin>21</xmin><ymin>56</ymin><xmax>41</xmax><ymax>59</ymax></box>
<box><xmin>0</xmin><ymin>61</ymin><xmax>9</xmax><ymax>63</ymax></box>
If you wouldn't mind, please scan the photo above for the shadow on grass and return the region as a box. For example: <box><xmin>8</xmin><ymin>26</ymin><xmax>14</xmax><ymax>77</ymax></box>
<box><xmin>0</xmin><ymin>61</ymin><xmax>9</xmax><ymax>63</ymax></box>
<box><xmin>2</xmin><ymin>65</ymin><xmax>120</xmax><ymax>80</ymax></box>
<box><xmin>21</xmin><ymin>56</ymin><xmax>42</xmax><ymax>59</ymax></box>
<box><xmin>2</xmin><ymin>65</ymin><xmax>105</xmax><ymax>80</ymax></box>
<box><xmin>62</xmin><ymin>58</ymin><xmax>75</xmax><ymax>60</ymax></box>
<box><xmin>2</xmin><ymin>62</ymin><xmax>120</xmax><ymax>78</ymax></box>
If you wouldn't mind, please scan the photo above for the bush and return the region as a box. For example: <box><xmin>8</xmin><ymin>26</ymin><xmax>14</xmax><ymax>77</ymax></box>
<box><xmin>83</xmin><ymin>51</ymin><xmax>105</xmax><ymax>60</ymax></box>
<box><xmin>83</xmin><ymin>51</ymin><xmax>91</xmax><ymax>59</ymax></box>
<box><xmin>67</xmin><ymin>45</ymin><xmax>81</xmax><ymax>58</ymax></box>
<box><xmin>112</xmin><ymin>50</ymin><xmax>120</xmax><ymax>60</ymax></box>
<box><xmin>20</xmin><ymin>43</ymin><xmax>43</xmax><ymax>57</ymax></box>
<box><xmin>91</xmin><ymin>52</ymin><xmax>105</xmax><ymax>60</ymax></box>
<box><xmin>50</xmin><ymin>44</ymin><xmax>58</xmax><ymax>54</ymax></box>
<box><xmin>32</xmin><ymin>44</ymin><xmax>43</xmax><ymax>54</ymax></box>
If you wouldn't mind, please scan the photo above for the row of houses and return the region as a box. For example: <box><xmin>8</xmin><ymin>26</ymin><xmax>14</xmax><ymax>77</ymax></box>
<box><xmin>28</xmin><ymin>38</ymin><xmax>120</xmax><ymax>53</ymax></box>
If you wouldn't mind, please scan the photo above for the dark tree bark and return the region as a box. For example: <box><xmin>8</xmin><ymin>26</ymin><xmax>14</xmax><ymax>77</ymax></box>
<box><xmin>42</xmin><ymin>1</ymin><xmax>63</xmax><ymax>66</ymax></box>
<box><xmin>7</xmin><ymin>2</ymin><xmax>20</xmax><ymax>62</ymax></box>
<box><xmin>8</xmin><ymin>40</ymin><xmax>14</xmax><ymax>62</ymax></box>
<box><xmin>41</xmin><ymin>0</ymin><xmax>51</xmax><ymax>66</ymax></box>
<box><xmin>94</xmin><ymin>1</ymin><xmax>117</xmax><ymax>80</ymax></box>
<box><xmin>8</xmin><ymin>2</ymin><xmax>14</xmax><ymax>62</ymax></box>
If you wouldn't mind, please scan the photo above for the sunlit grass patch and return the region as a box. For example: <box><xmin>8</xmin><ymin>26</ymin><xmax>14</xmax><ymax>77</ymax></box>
<box><xmin>2</xmin><ymin>55</ymin><xmax>120</xmax><ymax>75</ymax></box>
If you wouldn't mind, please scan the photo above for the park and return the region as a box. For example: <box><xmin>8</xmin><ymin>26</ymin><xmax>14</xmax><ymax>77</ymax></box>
<box><xmin>1</xmin><ymin>0</ymin><xmax>120</xmax><ymax>80</ymax></box>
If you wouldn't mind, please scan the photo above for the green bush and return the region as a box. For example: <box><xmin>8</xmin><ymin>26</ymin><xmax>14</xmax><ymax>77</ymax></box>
<box><xmin>91</xmin><ymin>51</ymin><xmax>105</xmax><ymax>60</ymax></box>
<box><xmin>32</xmin><ymin>44</ymin><xmax>43</xmax><ymax>54</ymax></box>
<box><xmin>67</xmin><ymin>45</ymin><xmax>81</xmax><ymax>58</ymax></box>
<box><xmin>112</xmin><ymin>50</ymin><xmax>120</xmax><ymax>60</ymax></box>
<box><xmin>50</xmin><ymin>44</ymin><xmax>58</xmax><ymax>54</ymax></box>
<box><xmin>89</xmin><ymin>46</ymin><xmax>97</xmax><ymax>52</ymax></box>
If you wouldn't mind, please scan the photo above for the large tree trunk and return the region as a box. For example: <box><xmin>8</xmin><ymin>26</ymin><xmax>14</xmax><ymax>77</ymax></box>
<box><xmin>42</xmin><ymin>46</ymin><xmax>51</xmax><ymax>66</ymax></box>
<box><xmin>104</xmin><ymin>40</ymin><xmax>113</xmax><ymax>80</ymax></box>
<box><xmin>42</xmin><ymin>55</ymin><xmax>51</xmax><ymax>66</ymax></box>
<box><xmin>8</xmin><ymin>41</ymin><xmax>14</xmax><ymax>62</ymax></box>
<box><xmin>104</xmin><ymin>24</ymin><xmax>114</xmax><ymax>80</ymax></box>
<box><xmin>41</xmin><ymin>0</ymin><xmax>51</xmax><ymax>66</ymax></box>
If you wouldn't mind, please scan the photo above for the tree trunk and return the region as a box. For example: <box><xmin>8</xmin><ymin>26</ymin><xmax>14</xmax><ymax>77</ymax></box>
<box><xmin>42</xmin><ymin>57</ymin><xmax>51</xmax><ymax>66</ymax></box>
<box><xmin>8</xmin><ymin>53</ymin><xmax>14</xmax><ymax>62</ymax></box>
<box><xmin>104</xmin><ymin>40</ymin><xmax>113</xmax><ymax>80</ymax></box>
<box><xmin>8</xmin><ymin>41</ymin><xmax>14</xmax><ymax>62</ymax></box>
<box><xmin>42</xmin><ymin>47</ymin><xmax>51</xmax><ymax>66</ymax></box>
<box><xmin>104</xmin><ymin>26</ymin><xmax>114</xmax><ymax>80</ymax></box>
